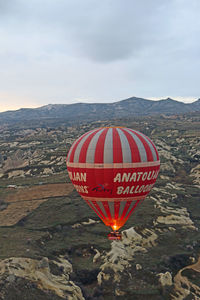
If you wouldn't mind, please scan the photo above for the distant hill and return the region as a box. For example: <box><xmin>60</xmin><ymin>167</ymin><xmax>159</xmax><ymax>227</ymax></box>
<box><xmin>0</xmin><ymin>96</ymin><xmax>200</xmax><ymax>125</ymax></box>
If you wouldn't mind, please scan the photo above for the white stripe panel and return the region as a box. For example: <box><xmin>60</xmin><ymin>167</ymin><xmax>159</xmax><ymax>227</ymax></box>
<box><xmin>118</xmin><ymin>201</ymin><xmax>127</xmax><ymax>218</ymax></box>
<box><xmin>73</xmin><ymin>130</ymin><xmax>95</xmax><ymax>163</ymax></box>
<box><xmin>124</xmin><ymin>129</ymin><xmax>147</xmax><ymax>162</ymax></box>
<box><xmin>135</xmin><ymin>130</ymin><xmax>158</xmax><ymax>161</ymax></box>
<box><xmin>104</xmin><ymin>128</ymin><xmax>113</xmax><ymax>163</ymax></box>
<box><xmin>86</xmin><ymin>129</ymin><xmax>104</xmax><ymax>163</ymax></box>
<box><xmin>67</xmin><ymin>135</ymin><xmax>84</xmax><ymax>162</ymax></box>
<box><xmin>117</xmin><ymin>128</ymin><xmax>132</xmax><ymax>163</ymax></box>
<box><xmin>97</xmin><ymin>201</ymin><xmax>108</xmax><ymax>219</ymax></box>
<box><xmin>124</xmin><ymin>201</ymin><xmax>137</xmax><ymax>219</ymax></box>
<box><xmin>108</xmin><ymin>202</ymin><xmax>115</xmax><ymax>219</ymax></box>
<box><xmin>88</xmin><ymin>200</ymin><xmax>104</xmax><ymax>219</ymax></box>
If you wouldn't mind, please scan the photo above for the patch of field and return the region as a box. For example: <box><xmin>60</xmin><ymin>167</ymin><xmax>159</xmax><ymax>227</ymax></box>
<box><xmin>0</xmin><ymin>227</ymin><xmax>46</xmax><ymax>259</ymax></box>
<box><xmin>0</xmin><ymin>171</ymin><xmax>69</xmax><ymax>187</ymax></box>
<box><xmin>0</xmin><ymin>183</ymin><xmax>74</xmax><ymax>226</ymax></box>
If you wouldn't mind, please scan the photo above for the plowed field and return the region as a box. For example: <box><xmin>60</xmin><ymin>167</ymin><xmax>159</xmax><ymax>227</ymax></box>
<box><xmin>0</xmin><ymin>183</ymin><xmax>74</xmax><ymax>226</ymax></box>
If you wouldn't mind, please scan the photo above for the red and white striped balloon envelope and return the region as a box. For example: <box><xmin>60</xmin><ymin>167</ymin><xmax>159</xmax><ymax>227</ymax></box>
<box><xmin>66</xmin><ymin>127</ymin><xmax>160</xmax><ymax>232</ymax></box>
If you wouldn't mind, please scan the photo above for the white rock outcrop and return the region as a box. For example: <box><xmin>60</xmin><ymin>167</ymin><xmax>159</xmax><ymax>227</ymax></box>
<box><xmin>190</xmin><ymin>164</ymin><xmax>200</xmax><ymax>185</ymax></box>
<box><xmin>158</xmin><ymin>272</ymin><xmax>173</xmax><ymax>286</ymax></box>
<box><xmin>0</xmin><ymin>256</ymin><xmax>84</xmax><ymax>300</ymax></box>
<box><xmin>8</xmin><ymin>170</ymin><xmax>25</xmax><ymax>178</ymax></box>
<box><xmin>97</xmin><ymin>227</ymin><xmax>158</xmax><ymax>285</ymax></box>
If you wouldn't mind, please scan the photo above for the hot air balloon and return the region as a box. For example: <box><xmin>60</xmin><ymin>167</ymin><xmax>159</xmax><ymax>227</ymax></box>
<box><xmin>66</xmin><ymin>127</ymin><xmax>160</xmax><ymax>240</ymax></box>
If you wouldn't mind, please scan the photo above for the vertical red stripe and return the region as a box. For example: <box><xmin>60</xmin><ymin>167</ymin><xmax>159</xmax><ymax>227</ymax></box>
<box><xmin>66</xmin><ymin>140</ymin><xmax>76</xmax><ymax>162</ymax></box>
<box><xmin>88</xmin><ymin>200</ymin><xmax>105</xmax><ymax>221</ymax></box>
<box><xmin>141</xmin><ymin>134</ymin><xmax>159</xmax><ymax>161</ymax></box>
<box><xmin>124</xmin><ymin>200</ymin><xmax>141</xmax><ymax>221</ymax></box>
<box><xmin>113</xmin><ymin>128</ymin><xmax>123</xmax><ymax>163</ymax></box>
<box><xmin>67</xmin><ymin>140</ymin><xmax>80</xmax><ymax>162</ymax></box>
<box><xmin>78</xmin><ymin>129</ymin><xmax>101</xmax><ymax>163</ymax></box>
<box><xmin>114</xmin><ymin>201</ymin><xmax>120</xmax><ymax>220</ymax></box>
<box><xmin>94</xmin><ymin>128</ymin><xmax>109</xmax><ymax>163</ymax></box>
<box><xmin>102</xmin><ymin>201</ymin><xmax>112</xmax><ymax>220</ymax></box>
<box><xmin>69</xmin><ymin>131</ymin><xmax>92</xmax><ymax>163</ymax></box>
<box><xmin>94</xmin><ymin>201</ymin><xmax>108</xmax><ymax>219</ymax></box>
<box><xmin>121</xmin><ymin>128</ymin><xmax>141</xmax><ymax>162</ymax></box>
<box><xmin>119</xmin><ymin>201</ymin><xmax>132</xmax><ymax>220</ymax></box>
<box><xmin>129</xmin><ymin>129</ymin><xmax>153</xmax><ymax>161</ymax></box>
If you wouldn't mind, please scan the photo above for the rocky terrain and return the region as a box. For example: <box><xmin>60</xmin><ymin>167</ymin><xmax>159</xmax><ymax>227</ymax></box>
<box><xmin>0</xmin><ymin>112</ymin><xmax>199</xmax><ymax>299</ymax></box>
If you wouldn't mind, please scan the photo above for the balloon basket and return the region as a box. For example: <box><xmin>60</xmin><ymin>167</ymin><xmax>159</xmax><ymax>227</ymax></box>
<box><xmin>108</xmin><ymin>231</ymin><xmax>122</xmax><ymax>240</ymax></box>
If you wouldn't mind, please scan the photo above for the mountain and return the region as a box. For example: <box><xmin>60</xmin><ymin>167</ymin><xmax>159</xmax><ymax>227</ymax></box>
<box><xmin>0</xmin><ymin>96</ymin><xmax>200</xmax><ymax>125</ymax></box>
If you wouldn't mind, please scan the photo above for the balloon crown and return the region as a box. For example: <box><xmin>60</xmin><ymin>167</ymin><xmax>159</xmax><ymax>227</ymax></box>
<box><xmin>102</xmin><ymin>126</ymin><xmax>125</xmax><ymax>128</ymax></box>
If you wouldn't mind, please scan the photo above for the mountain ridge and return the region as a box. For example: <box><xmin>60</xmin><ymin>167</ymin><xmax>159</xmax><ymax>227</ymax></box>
<box><xmin>0</xmin><ymin>96</ymin><xmax>199</xmax><ymax>124</ymax></box>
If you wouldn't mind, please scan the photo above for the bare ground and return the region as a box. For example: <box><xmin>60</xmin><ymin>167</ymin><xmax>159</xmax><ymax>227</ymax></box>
<box><xmin>172</xmin><ymin>257</ymin><xmax>200</xmax><ymax>299</ymax></box>
<box><xmin>0</xmin><ymin>183</ymin><xmax>74</xmax><ymax>226</ymax></box>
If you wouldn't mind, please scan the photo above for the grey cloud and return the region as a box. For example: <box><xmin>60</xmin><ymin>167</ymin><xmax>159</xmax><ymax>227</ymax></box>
<box><xmin>0</xmin><ymin>0</ymin><xmax>175</xmax><ymax>62</ymax></box>
<box><xmin>0</xmin><ymin>0</ymin><xmax>14</xmax><ymax>13</ymax></box>
<box><xmin>0</xmin><ymin>0</ymin><xmax>199</xmax><ymax>111</ymax></box>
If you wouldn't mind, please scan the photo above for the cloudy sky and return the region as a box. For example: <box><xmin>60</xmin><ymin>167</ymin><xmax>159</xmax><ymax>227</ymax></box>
<box><xmin>0</xmin><ymin>0</ymin><xmax>199</xmax><ymax>112</ymax></box>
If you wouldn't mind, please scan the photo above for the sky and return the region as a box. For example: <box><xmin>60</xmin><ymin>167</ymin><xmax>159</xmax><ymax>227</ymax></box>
<box><xmin>0</xmin><ymin>0</ymin><xmax>199</xmax><ymax>112</ymax></box>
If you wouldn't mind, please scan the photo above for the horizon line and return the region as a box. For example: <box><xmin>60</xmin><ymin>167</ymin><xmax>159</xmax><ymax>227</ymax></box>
<box><xmin>0</xmin><ymin>95</ymin><xmax>198</xmax><ymax>113</ymax></box>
